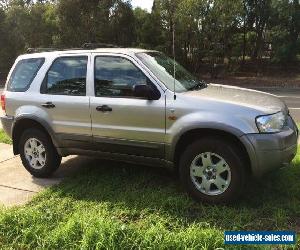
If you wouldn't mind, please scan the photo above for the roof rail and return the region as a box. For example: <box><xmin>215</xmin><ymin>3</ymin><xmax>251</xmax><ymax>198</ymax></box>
<box><xmin>26</xmin><ymin>48</ymin><xmax>57</xmax><ymax>53</ymax></box>
<box><xmin>26</xmin><ymin>47</ymin><xmax>83</xmax><ymax>54</ymax></box>
<box><xmin>26</xmin><ymin>43</ymin><xmax>120</xmax><ymax>54</ymax></box>
<box><xmin>82</xmin><ymin>43</ymin><xmax>119</xmax><ymax>49</ymax></box>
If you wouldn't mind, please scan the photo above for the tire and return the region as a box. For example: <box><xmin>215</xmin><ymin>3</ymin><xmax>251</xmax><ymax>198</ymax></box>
<box><xmin>19</xmin><ymin>128</ymin><xmax>62</xmax><ymax>178</ymax></box>
<box><xmin>179</xmin><ymin>137</ymin><xmax>246</xmax><ymax>204</ymax></box>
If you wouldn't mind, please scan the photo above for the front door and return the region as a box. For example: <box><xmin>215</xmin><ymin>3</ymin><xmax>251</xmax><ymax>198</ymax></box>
<box><xmin>90</xmin><ymin>54</ymin><xmax>165</xmax><ymax>158</ymax></box>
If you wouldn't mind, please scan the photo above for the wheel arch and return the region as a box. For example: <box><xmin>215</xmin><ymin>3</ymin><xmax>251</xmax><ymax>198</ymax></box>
<box><xmin>12</xmin><ymin>115</ymin><xmax>59</xmax><ymax>155</ymax></box>
<box><xmin>171</xmin><ymin>128</ymin><xmax>252</xmax><ymax>175</ymax></box>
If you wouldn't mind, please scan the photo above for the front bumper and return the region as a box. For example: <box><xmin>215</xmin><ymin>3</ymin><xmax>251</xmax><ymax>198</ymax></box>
<box><xmin>0</xmin><ymin>115</ymin><xmax>14</xmax><ymax>138</ymax></box>
<box><xmin>241</xmin><ymin>116</ymin><xmax>298</xmax><ymax>178</ymax></box>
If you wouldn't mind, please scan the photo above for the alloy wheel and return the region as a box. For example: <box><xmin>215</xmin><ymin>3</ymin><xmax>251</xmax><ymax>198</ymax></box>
<box><xmin>24</xmin><ymin>138</ymin><xmax>46</xmax><ymax>170</ymax></box>
<box><xmin>190</xmin><ymin>152</ymin><xmax>231</xmax><ymax>196</ymax></box>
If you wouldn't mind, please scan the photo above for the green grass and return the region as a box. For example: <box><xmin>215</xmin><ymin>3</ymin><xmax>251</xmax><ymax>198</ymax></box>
<box><xmin>0</xmin><ymin>123</ymin><xmax>299</xmax><ymax>248</ymax></box>
<box><xmin>0</xmin><ymin>129</ymin><xmax>12</xmax><ymax>144</ymax></box>
<box><xmin>0</xmin><ymin>154</ymin><xmax>300</xmax><ymax>250</ymax></box>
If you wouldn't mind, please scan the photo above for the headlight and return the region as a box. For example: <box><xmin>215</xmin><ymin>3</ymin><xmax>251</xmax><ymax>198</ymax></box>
<box><xmin>256</xmin><ymin>112</ymin><xmax>286</xmax><ymax>133</ymax></box>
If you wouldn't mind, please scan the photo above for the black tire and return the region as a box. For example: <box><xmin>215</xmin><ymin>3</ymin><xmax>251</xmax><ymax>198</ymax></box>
<box><xmin>19</xmin><ymin>128</ymin><xmax>62</xmax><ymax>178</ymax></box>
<box><xmin>179</xmin><ymin>137</ymin><xmax>247</xmax><ymax>204</ymax></box>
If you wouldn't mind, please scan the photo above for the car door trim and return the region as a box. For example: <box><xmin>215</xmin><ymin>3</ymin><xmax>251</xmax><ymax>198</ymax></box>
<box><xmin>93</xmin><ymin>135</ymin><xmax>164</xmax><ymax>158</ymax></box>
<box><xmin>57</xmin><ymin>148</ymin><xmax>171</xmax><ymax>168</ymax></box>
<box><xmin>56</xmin><ymin>132</ymin><xmax>165</xmax><ymax>158</ymax></box>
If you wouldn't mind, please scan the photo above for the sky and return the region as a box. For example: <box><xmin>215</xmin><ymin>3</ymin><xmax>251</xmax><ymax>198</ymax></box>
<box><xmin>131</xmin><ymin>0</ymin><xmax>154</xmax><ymax>12</ymax></box>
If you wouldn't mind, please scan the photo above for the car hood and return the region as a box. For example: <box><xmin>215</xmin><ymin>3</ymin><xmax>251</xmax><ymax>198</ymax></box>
<box><xmin>182</xmin><ymin>83</ymin><xmax>287</xmax><ymax>114</ymax></box>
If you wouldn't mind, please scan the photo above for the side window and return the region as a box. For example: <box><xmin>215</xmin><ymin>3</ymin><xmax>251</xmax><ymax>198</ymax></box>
<box><xmin>94</xmin><ymin>56</ymin><xmax>150</xmax><ymax>98</ymax></box>
<box><xmin>41</xmin><ymin>56</ymin><xmax>87</xmax><ymax>96</ymax></box>
<box><xmin>8</xmin><ymin>58</ymin><xmax>44</xmax><ymax>92</ymax></box>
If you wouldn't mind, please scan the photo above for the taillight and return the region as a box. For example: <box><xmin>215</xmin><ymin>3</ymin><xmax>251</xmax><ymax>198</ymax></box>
<box><xmin>1</xmin><ymin>94</ymin><xmax>5</xmax><ymax>112</ymax></box>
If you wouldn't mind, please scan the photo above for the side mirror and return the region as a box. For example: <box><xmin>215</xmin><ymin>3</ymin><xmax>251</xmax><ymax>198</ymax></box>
<box><xmin>133</xmin><ymin>84</ymin><xmax>159</xmax><ymax>100</ymax></box>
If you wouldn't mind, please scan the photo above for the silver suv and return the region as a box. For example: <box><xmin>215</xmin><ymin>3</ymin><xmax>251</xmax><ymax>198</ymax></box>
<box><xmin>0</xmin><ymin>48</ymin><xmax>298</xmax><ymax>203</ymax></box>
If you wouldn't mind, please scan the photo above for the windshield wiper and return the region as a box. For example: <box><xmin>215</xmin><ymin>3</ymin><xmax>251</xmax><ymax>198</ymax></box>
<box><xmin>188</xmin><ymin>80</ymin><xmax>207</xmax><ymax>91</ymax></box>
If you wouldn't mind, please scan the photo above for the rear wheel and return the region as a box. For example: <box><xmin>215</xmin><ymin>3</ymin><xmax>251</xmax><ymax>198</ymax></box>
<box><xmin>19</xmin><ymin>128</ymin><xmax>61</xmax><ymax>178</ymax></box>
<box><xmin>179</xmin><ymin>137</ymin><xmax>246</xmax><ymax>204</ymax></box>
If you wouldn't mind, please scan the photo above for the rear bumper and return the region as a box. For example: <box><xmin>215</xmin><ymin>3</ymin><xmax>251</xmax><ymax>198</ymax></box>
<box><xmin>0</xmin><ymin>115</ymin><xmax>14</xmax><ymax>138</ymax></box>
<box><xmin>242</xmin><ymin>116</ymin><xmax>298</xmax><ymax>178</ymax></box>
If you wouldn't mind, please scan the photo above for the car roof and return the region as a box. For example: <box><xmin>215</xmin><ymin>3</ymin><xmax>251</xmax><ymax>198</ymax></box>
<box><xmin>18</xmin><ymin>48</ymin><xmax>153</xmax><ymax>59</ymax></box>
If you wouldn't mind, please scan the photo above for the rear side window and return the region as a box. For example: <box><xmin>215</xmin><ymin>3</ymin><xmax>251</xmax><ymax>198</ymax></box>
<box><xmin>41</xmin><ymin>56</ymin><xmax>87</xmax><ymax>96</ymax></box>
<box><xmin>7</xmin><ymin>58</ymin><xmax>44</xmax><ymax>92</ymax></box>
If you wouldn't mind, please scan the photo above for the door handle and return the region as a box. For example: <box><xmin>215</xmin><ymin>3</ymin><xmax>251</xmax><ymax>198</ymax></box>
<box><xmin>96</xmin><ymin>105</ymin><xmax>112</xmax><ymax>112</ymax></box>
<box><xmin>41</xmin><ymin>102</ymin><xmax>55</xmax><ymax>109</ymax></box>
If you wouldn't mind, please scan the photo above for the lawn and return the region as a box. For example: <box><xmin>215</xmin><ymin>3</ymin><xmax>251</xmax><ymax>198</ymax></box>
<box><xmin>0</xmin><ymin>127</ymin><xmax>299</xmax><ymax>249</ymax></box>
<box><xmin>0</xmin><ymin>152</ymin><xmax>300</xmax><ymax>249</ymax></box>
<box><xmin>0</xmin><ymin>129</ymin><xmax>12</xmax><ymax>144</ymax></box>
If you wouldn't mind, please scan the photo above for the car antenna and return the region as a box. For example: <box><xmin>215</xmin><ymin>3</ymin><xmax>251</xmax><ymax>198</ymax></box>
<box><xmin>172</xmin><ymin>22</ymin><xmax>177</xmax><ymax>100</ymax></box>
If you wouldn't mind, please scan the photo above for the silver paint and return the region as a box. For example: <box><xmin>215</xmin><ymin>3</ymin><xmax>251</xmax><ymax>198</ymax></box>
<box><xmin>0</xmin><ymin>48</ymin><xmax>298</xmax><ymax>178</ymax></box>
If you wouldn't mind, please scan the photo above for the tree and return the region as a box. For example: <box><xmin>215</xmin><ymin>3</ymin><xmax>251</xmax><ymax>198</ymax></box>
<box><xmin>154</xmin><ymin>0</ymin><xmax>180</xmax><ymax>53</ymax></box>
<box><xmin>245</xmin><ymin>0</ymin><xmax>272</xmax><ymax>60</ymax></box>
<box><xmin>269</xmin><ymin>0</ymin><xmax>300</xmax><ymax>63</ymax></box>
<box><xmin>109</xmin><ymin>0</ymin><xmax>136</xmax><ymax>46</ymax></box>
<box><xmin>56</xmin><ymin>0</ymin><xmax>136</xmax><ymax>47</ymax></box>
<box><xmin>133</xmin><ymin>7</ymin><xmax>164</xmax><ymax>49</ymax></box>
<box><xmin>0</xmin><ymin>0</ymin><xmax>299</xmax><ymax>76</ymax></box>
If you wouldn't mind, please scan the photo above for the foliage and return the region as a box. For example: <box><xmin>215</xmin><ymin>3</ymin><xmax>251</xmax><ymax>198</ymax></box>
<box><xmin>0</xmin><ymin>129</ymin><xmax>12</xmax><ymax>144</ymax></box>
<box><xmin>0</xmin><ymin>0</ymin><xmax>299</xmax><ymax>75</ymax></box>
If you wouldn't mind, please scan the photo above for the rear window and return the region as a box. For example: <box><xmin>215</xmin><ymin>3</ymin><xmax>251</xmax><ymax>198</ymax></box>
<box><xmin>41</xmin><ymin>56</ymin><xmax>88</xmax><ymax>96</ymax></box>
<box><xmin>7</xmin><ymin>58</ymin><xmax>45</xmax><ymax>92</ymax></box>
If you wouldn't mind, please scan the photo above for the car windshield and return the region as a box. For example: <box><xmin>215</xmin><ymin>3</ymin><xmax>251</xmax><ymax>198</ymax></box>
<box><xmin>136</xmin><ymin>52</ymin><xmax>206</xmax><ymax>93</ymax></box>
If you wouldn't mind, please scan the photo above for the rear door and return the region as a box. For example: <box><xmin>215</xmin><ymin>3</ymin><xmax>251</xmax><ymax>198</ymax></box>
<box><xmin>39</xmin><ymin>54</ymin><xmax>92</xmax><ymax>148</ymax></box>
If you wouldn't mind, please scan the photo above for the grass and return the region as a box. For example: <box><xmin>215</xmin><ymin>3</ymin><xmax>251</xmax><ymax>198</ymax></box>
<box><xmin>0</xmin><ymin>124</ymin><xmax>299</xmax><ymax>249</ymax></box>
<box><xmin>0</xmin><ymin>129</ymin><xmax>12</xmax><ymax>144</ymax></box>
<box><xmin>0</xmin><ymin>153</ymin><xmax>300</xmax><ymax>250</ymax></box>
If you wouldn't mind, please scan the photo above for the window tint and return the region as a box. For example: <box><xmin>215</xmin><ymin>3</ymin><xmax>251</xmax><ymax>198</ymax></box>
<box><xmin>42</xmin><ymin>56</ymin><xmax>87</xmax><ymax>96</ymax></box>
<box><xmin>94</xmin><ymin>56</ymin><xmax>149</xmax><ymax>97</ymax></box>
<box><xmin>8</xmin><ymin>58</ymin><xmax>44</xmax><ymax>92</ymax></box>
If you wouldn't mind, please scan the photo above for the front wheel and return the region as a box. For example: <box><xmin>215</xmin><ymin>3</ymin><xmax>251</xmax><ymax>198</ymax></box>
<box><xmin>179</xmin><ymin>137</ymin><xmax>247</xmax><ymax>204</ymax></box>
<box><xmin>19</xmin><ymin>128</ymin><xmax>62</xmax><ymax>178</ymax></box>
